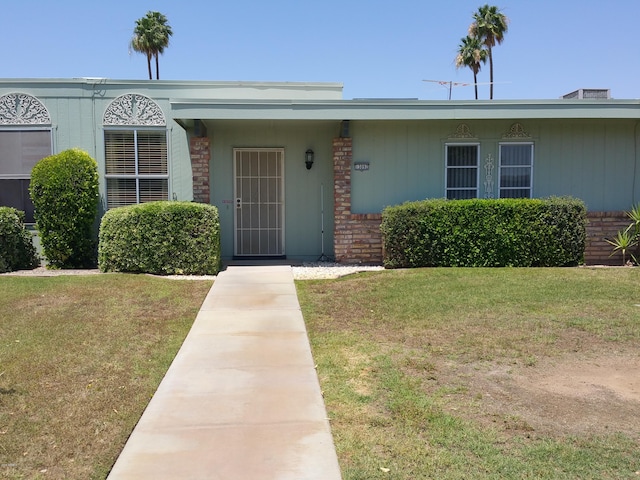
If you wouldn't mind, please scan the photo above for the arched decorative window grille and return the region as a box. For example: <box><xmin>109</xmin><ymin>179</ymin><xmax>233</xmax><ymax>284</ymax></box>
<box><xmin>0</xmin><ymin>93</ymin><xmax>51</xmax><ymax>125</ymax></box>
<box><xmin>103</xmin><ymin>94</ymin><xmax>169</xmax><ymax>208</ymax></box>
<box><xmin>0</xmin><ymin>93</ymin><xmax>53</xmax><ymax>222</ymax></box>
<box><xmin>103</xmin><ymin>94</ymin><xmax>165</xmax><ymax>127</ymax></box>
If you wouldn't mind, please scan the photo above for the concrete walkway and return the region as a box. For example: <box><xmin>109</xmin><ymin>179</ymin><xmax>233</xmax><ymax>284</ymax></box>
<box><xmin>107</xmin><ymin>266</ymin><xmax>342</xmax><ymax>480</ymax></box>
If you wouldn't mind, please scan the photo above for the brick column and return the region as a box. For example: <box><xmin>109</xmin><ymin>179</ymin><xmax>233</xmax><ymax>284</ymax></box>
<box><xmin>333</xmin><ymin>137</ymin><xmax>383</xmax><ymax>264</ymax></box>
<box><xmin>189</xmin><ymin>136</ymin><xmax>210</xmax><ymax>204</ymax></box>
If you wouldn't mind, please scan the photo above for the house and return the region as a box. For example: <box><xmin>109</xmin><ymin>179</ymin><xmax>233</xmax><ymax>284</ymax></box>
<box><xmin>0</xmin><ymin>78</ymin><xmax>638</xmax><ymax>265</ymax></box>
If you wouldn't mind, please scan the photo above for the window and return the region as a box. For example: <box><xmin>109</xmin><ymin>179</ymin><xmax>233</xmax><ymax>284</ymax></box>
<box><xmin>446</xmin><ymin>144</ymin><xmax>479</xmax><ymax>199</ymax></box>
<box><xmin>499</xmin><ymin>143</ymin><xmax>533</xmax><ymax>198</ymax></box>
<box><xmin>104</xmin><ymin>129</ymin><xmax>168</xmax><ymax>208</ymax></box>
<box><xmin>0</xmin><ymin>93</ymin><xmax>52</xmax><ymax>223</ymax></box>
<box><xmin>102</xmin><ymin>94</ymin><xmax>168</xmax><ymax>209</ymax></box>
<box><xmin>0</xmin><ymin>129</ymin><xmax>52</xmax><ymax>223</ymax></box>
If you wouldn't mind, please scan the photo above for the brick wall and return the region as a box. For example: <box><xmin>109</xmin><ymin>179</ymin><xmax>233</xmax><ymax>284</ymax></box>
<box><xmin>189</xmin><ymin>136</ymin><xmax>210</xmax><ymax>204</ymax></box>
<box><xmin>585</xmin><ymin>211</ymin><xmax>630</xmax><ymax>265</ymax></box>
<box><xmin>329</xmin><ymin>208</ymin><xmax>629</xmax><ymax>266</ymax></box>
<box><xmin>332</xmin><ymin>137</ymin><xmax>383</xmax><ymax>264</ymax></box>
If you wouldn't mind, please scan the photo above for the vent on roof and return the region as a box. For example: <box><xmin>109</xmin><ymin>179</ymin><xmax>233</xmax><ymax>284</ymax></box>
<box><xmin>562</xmin><ymin>89</ymin><xmax>611</xmax><ymax>99</ymax></box>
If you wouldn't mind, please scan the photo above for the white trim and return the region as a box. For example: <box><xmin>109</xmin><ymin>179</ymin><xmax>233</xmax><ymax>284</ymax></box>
<box><xmin>0</xmin><ymin>127</ymin><xmax>53</xmax><ymax>177</ymax></box>
<box><xmin>103</xmin><ymin>127</ymin><xmax>170</xmax><ymax>208</ymax></box>
<box><xmin>498</xmin><ymin>142</ymin><xmax>534</xmax><ymax>198</ymax></box>
<box><xmin>445</xmin><ymin>142</ymin><xmax>480</xmax><ymax>199</ymax></box>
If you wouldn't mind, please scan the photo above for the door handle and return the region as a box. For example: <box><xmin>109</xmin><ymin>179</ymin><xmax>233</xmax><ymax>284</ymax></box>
<box><xmin>236</xmin><ymin>198</ymin><xmax>242</xmax><ymax>209</ymax></box>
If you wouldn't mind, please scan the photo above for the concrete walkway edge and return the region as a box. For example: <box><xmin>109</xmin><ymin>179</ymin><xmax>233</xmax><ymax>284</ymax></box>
<box><xmin>107</xmin><ymin>265</ymin><xmax>342</xmax><ymax>479</ymax></box>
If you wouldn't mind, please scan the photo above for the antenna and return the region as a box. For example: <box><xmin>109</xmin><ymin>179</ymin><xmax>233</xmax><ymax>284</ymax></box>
<box><xmin>423</xmin><ymin>79</ymin><xmax>506</xmax><ymax>100</ymax></box>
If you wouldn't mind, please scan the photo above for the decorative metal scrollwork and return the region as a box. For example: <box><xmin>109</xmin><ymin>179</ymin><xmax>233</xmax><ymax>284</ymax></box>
<box><xmin>449</xmin><ymin>123</ymin><xmax>475</xmax><ymax>139</ymax></box>
<box><xmin>484</xmin><ymin>153</ymin><xmax>495</xmax><ymax>198</ymax></box>
<box><xmin>0</xmin><ymin>93</ymin><xmax>51</xmax><ymax>125</ymax></box>
<box><xmin>503</xmin><ymin>122</ymin><xmax>531</xmax><ymax>139</ymax></box>
<box><xmin>103</xmin><ymin>93</ymin><xmax>165</xmax><ymax>126</ymax></box>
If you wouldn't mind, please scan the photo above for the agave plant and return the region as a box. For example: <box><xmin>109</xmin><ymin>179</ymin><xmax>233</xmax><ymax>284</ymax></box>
<box><xmin>626</xmin><ymin>203</ymin><xmax>640</xmax><ymax>235</ymax></box>
<box><xmin>606</xmin><ymin>229</ymin><xmax>637</xmax><ymax>265</ymax></box>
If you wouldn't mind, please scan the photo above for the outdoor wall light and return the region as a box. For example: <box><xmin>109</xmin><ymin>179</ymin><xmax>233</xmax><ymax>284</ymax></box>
<box><xmin>305</xmin><ymin>149</ymin><xmax>315</xmax><ymax>170</ymax></box>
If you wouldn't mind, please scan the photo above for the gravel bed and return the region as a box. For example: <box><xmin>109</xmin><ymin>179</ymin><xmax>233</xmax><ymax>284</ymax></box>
<box><xmin>165</xmin><ymin>262</ymin><xmax>385</xmax><ymax>280</ymax></box>
<box><xmin>1</xmin><ymin>263</ymin><xmax>384</xmax><ymax>280</ymax></box>
<box><xmin>292</xmin><ymin>262</ymin><xmax>384</xmax><ymax>279</ymax></box>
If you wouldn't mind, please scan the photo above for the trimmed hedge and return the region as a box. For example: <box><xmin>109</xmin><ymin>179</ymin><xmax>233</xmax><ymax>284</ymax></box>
<box><xmin>29</xmin><ymin>148</ymin><xmax>99</xmax><ymax>268</ymax></box>
<box><xmin>0</xmin><ymin>207</ymin><xmax>39</xmax><ymax>273</ymax></box>
<box><xmin>98</xmin><ymin>201</ymin><xmax>221</xmax><ymax>275</ymax></box>
<box><xmin>381</xmin><ymin>197</ymin><xmax>587</xmax><ymax>268</ymax></box>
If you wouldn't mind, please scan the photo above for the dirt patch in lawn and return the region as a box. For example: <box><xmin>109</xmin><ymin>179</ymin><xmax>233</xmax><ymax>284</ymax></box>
<box><xmin>448</xmin><ymin>351</ymin><xmax>640</xmax><ymax>439</ymax></box>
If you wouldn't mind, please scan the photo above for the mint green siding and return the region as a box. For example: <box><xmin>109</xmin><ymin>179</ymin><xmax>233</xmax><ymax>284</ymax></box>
<box><xmin>350</xmin><ymin>119</ymin><xmax>640</xmax><ymax>213</ymax></box>
<box><xmin>206</xmin><ymin>120</ymin><xmax>337</xmax><ymax>260</ymax></box>
<box><xmin>534</xmin><ymin>120</ymin><xmax>638</xmax><ymax>210</ymax></box>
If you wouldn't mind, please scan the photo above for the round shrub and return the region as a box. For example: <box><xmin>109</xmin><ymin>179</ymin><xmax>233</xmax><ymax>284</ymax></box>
<box><xmin>0</xmin><ymin>207</ymin><xmax>39</xmax><ymax>273</ymax></box>
<box><xmin>29</xmin><ymin>148</ymin><xmax>99</xmax><ymax>268</ymax></box>
<box><xmin>98</xmin><ymin>201</ymin><xmax>221</xmax><ymax>275</ymax></box>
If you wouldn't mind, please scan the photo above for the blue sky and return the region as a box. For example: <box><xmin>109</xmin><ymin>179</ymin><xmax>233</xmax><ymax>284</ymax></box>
<box><xmin>2</xmin><ymin>1</ymin><xmax>637</xmax><ymax>100</ymax></box>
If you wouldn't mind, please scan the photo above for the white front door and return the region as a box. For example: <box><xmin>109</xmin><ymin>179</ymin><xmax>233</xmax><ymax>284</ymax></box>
<box><xmin>233</xmin><ymin>148</ymin><xmax>285</xmax><ymax>256</ymax></box>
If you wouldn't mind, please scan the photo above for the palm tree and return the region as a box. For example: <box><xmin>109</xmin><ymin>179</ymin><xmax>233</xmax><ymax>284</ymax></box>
<box><xmin>469</xmin><ymin>4</ymin><xmax>508</xmax><ymax>99</ymax></box>
<box><xmin>131</xmin><ymin>11</ymin><xmax>173</xmax><ymax>80</ymax></box>
<box><xmin>455</xmin><ymin>36</ymin><xmax>487</xmax><ymax>100</ymax></box>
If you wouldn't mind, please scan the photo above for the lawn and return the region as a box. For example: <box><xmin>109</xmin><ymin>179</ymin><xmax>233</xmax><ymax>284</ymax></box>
<box><xmin>3</xmin><ymin>268</ymin><xmax>639</xmax><ymax>479</ymax></box>
<box><xmin>297</xmin><ymin>267</ymin><xmax>640</xmax><ymax>480</ymax></box>
<box><xmin>0</xmin><ymin>274</ymin><xmax>212</xmax><ymax>480</ymax></box>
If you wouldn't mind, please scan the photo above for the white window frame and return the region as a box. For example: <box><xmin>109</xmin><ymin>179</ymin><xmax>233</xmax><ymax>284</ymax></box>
<box><xmin>498</xmin><ymin>142</ymin><xmax>534</xmax><ymax>199</ymax></box>
<box><xmin>104</xmin><ymin>127</ymin><xmax>170</xmax><ymax>208</ymax></box>
<box><xmin>445</xmin><ymin>143</ymin><xmax>480</xmax><ymax>199</ymax></box>
<box><xmin>0</xmin><ymin>127</ymin><xmax>53</xmax><ymax>223</ymax></box>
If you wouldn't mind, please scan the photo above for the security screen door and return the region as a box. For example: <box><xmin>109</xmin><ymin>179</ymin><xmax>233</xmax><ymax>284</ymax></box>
<box><xmin>234</xmin><ymin>148</ymin><xmax>284</xmax><ymax>256</ymax></box>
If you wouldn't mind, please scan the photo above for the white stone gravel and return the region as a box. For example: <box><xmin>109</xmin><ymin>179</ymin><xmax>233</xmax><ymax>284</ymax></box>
<box><xmin>292</xmin><ymin>262</ymin><xmax>384</xmax><ymax>280</ymax></box>
<box><xmin>2</xmin><ymin>262</ymin><xmax>385</xmax><ymax>280</ymax></box>
<box><xmin>165</xmin><ymin>262</ymin><xmax>385</xmax><ymax>280</ymax></box>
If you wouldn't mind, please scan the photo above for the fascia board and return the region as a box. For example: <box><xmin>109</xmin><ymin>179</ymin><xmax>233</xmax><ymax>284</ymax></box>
<box><xmin>170</xmin><ymin>99</ymin><xmax>640</xmax><ymax>121</ymax></box>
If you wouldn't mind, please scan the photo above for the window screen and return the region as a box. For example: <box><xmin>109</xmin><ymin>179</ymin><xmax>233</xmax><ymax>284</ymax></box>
<box><xmin>446</xmin><ymin>144</ymin><xmax>479</xmax><ymax>200</ymax></box>
<box><xmin>499</xmin><ymin>143</ymin><xmax>533</xmax><ymax>198</ymax></box>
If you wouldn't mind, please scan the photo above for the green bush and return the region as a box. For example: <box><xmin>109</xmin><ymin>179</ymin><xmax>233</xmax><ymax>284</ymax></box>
<box><xmin>381</xmin><ymin>197</ymin><xmax>586</xmax><ymax>268</ymax></box>
<box><xmin>0</xmin><ymin>207</ymin><xmax>39</xmax><ymax>273</ymax></box>
<box><xmin>98</xmin><ymin>201</ymin><xmax>221</xmax><ymax>275</ymax></box>
<box><xmin>29</xmin><ymin>148</ymin><xmax>99</xmax><ymax>268</ymax></box>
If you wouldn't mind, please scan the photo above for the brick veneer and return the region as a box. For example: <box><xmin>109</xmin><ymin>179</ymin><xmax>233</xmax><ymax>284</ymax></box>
<box><xmin>333</xmin><ymin>137</ymin><xmax>383</xmax><ymax>264</ymax></box>
<box><xmin>585</xmin><ymin>211</ymin><xmax>630</xmax><ymax>265</ymax></box>
<box><xmin>189</xmin><ymin>136</ymin><xmax>210</xmax><ymax>204</ymax></box>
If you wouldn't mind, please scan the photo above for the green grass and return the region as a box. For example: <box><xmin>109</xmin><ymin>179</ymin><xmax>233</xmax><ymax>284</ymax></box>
<box><xmin>0</xmin><ymin>275</ymin><xmax>212</xmax><ymax>480</ymax></box>
<box><xmin>297</xmin><ymin>267</ymin><xmax>640</xmax><ymax>480</ymax></box>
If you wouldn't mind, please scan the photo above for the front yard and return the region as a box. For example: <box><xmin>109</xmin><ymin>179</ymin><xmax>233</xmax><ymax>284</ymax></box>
<box><xmin>297</xmin><ymin>267</ymin><xmax>640</xmax><ymax>479</ymax></box>
<box><xmin>2</xmin><ymin>267</ymin><xmax>639</xmax><ymax>479</ymax></box>
<box><xmin>0</xmin><ymin>275</ymin><xmax>212</xmax><ymax>479</ymax></box>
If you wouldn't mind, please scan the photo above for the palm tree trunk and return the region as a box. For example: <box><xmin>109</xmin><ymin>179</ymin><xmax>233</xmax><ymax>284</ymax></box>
<box><xmin>155</xmin><ymin>54</ymin><xmax>160</xmax><ymax>80</ymax></box>
<box><xmin>473</xmin><ymin>71</ymin><xmax>479</xmax><ymax>100</ymax></box>
<box><xmin>488</xmin><ymin>47</ymin><xmax>494</xmax><ymax>99</ymax></box>
<box><xmin>146</xmin><ymin>54</ymin><xmax>153</xmax><ymax>80</ymax></box>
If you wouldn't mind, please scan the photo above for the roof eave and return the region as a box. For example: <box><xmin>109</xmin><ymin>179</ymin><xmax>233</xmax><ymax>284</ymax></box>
<box><xmin>170</xmin><ymin>98</ymin><xmax>640</xmax><ymax>121</ymax></box>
